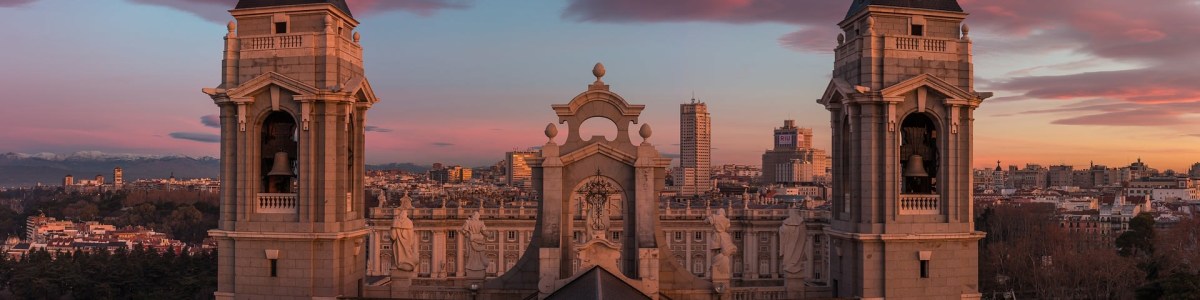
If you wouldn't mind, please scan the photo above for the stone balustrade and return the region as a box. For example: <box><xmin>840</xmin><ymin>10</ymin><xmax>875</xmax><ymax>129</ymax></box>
<box><xmin>898</xmin><ymin>194</ymin><xmax>940</xmax><ymax>215</ymax></box>
<box><xmin>240</xmin><ymin>34</ymin><xmax>308</xmax><ymax>51</ymax></box>
<box><xmin>890</xmin><ymin>36</ymin><xmax>953</xmax><ymax>53</ymax></box>
<box><xmin>257</xmin><ymin>193</ymin><xmax>298</xmax><ymax>214</ymax></box>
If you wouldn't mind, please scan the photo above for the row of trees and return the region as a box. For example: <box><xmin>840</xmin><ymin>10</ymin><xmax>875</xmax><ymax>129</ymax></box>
<box><xmin>0</xmin><ymin>246</ymin><xmax>217</xmax><ymax>299</ymax></box>
<box><xmin>0</xmin><ymin>189</ymin><xmax>218</xmax><ymax>244</ymax></box>
<box><xmin>977</xmin><ymin>204</ymin><xmax>1200</xmax><ymax>299</ymax></box>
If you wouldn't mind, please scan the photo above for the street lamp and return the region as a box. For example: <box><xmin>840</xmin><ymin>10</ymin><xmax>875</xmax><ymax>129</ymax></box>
<box><xmin>468</xmin><ymin>283</ymin><xmax>479</xmax><ymax>300</ymax></box>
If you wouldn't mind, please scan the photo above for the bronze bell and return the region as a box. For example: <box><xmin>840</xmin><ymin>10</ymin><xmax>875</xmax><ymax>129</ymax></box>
<box><xmin>904</xmin><ymin>154</ymin><xmax>929</xmax><ymax>177</ymax></box>
<box><xmin>267</xmin><ymin>151</ymin><xmax>295</xmax><ymax>177</ymax></box>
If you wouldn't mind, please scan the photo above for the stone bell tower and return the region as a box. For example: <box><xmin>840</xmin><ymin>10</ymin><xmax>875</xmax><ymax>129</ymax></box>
<box><xmin>204</xmin><ymin>1</ymin><xmax>379</xmax><ymax>299</ymax></box>
<box><xmin>818</xmin><ymin>0</ymin><xmax>989</xmax><ymax>299</ymax></box>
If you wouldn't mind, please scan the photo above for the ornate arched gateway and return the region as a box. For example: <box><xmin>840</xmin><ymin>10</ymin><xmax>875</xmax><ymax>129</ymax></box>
<box><xmin>481</xmin><ymin>64</ymin><xmax>712</xmax><ymax>299</ymax></box>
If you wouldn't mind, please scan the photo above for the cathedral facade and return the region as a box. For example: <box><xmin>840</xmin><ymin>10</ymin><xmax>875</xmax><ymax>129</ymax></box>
<box><xmin>204</xmin><ymin>0</ymin><xmax>986</xmax><ymax>299</ymax></box>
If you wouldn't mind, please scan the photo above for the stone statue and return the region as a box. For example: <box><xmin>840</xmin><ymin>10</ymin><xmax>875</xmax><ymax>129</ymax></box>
<box><xmin>377</xmin><ymin>190</ymin><xmax>388</xmax><ymax>208</ymax></box>
<box><xmin>398</xmin><ymin>190</ymin><xmax>414</xmax><ymax>211</ymax></box>
<box><xmin>779</xmin><ymin>208</ymin><xmax>809</xmax><ymax>277</ymax></box>
<box><xmin>461</xmin><ymin>211</ymin><xmax>489</xmax><ymax>276</ymax></box>
<box><xmin>391</xmin><ymin>209</ymin><xmax>418</xmax><ymax>272</ymax></box>
<box><xmin>706</xmin><ymin>209</ymin><xmax>736</xmax><ymax>280</ymax></box>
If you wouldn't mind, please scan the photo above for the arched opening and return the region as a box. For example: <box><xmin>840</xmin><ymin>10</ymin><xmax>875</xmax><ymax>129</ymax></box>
<box><xmin>261</xmin><ymin>111</ymin><xmax>298</xmax><ymax>193</ymax></box>
<box><xmin>899</xmin><ymin>113</ymin><xmax>939</xmax><ymax>194</ymax></box>
<box><xmin>577</xmin><ymin>116</ymin><xmax>618</xmax><ymax>142</ymax></box>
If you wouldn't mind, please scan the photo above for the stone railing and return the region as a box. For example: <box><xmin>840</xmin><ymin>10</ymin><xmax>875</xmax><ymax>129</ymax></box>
<box><xmin>241</xmin><ymin>34</ymin><xmax>307</xmax><ymax>51</ymax></box>
<box><xmin>729</xmin><ymin>288</ymin><xmax>788</xmax><ymax>300</ymax></box>
<box><xmin>257</xmin><ymin>193</ymin><xmax>298</xmax><ymax>214</ymax></box>
<box><xmin>899</xmin><ymin>194</ymin><xmax>940</xmax><ymax>215</ymax></box>
<box><xmin>891</xmin><ymin>36</ymin><xmax>952</xmax><ymax>53</ymax></box>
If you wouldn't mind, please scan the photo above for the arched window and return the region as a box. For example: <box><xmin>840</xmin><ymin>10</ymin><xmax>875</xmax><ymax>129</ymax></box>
<box><xmin>261</xmin><ymin>111</ymin><xmax>298</xmax><ymax>193</ymax></box>
<box><xmin>899</xmin><ymin>113</ymin><xmax>939</xmax><ymax>194</ymax></box>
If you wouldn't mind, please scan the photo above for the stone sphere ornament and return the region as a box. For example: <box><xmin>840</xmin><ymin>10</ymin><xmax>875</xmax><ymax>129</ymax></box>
<box><xmin>545</xmin><ymin>123</ymin><xmax>558</xmax><ymax>141</ymax></box>
<box><xmin>592</xmin><ymin>63</ymin><xmax>606</xmax><ymax>80</ymax></box>
<box><xmin>639</xmin><ymin>123</ymin><xmax>652</xmax><ymax>140</ymax></box>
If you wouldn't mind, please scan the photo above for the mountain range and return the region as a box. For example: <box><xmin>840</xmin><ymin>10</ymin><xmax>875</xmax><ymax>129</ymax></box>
<box><xmin>0</xmin><ymin>152</ymin><xmax>435</xmax><ymax>188</ymax></box>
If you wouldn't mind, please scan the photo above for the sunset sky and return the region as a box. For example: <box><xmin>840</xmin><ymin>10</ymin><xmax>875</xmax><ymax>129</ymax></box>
<box><xmin>1</xmin><ymin>0</ymin><xmax>1198</xmax><ymax>171</ymax></box>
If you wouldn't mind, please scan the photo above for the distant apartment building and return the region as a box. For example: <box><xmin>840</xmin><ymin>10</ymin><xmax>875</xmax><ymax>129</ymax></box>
<box><xmin>430</xmin><ymin>165</ymin><xmax>472</xmax><ymax>184</ymax></box>
<box><xmin>677</xmin><ymin>99</ymin><xmax>712</xmax><ymax>196</ymax></box>
<box><xmin>505</xmin><ymin>151</ymin><xmax>538</xmax><ymax>191</ymax></box>
<box><xmin>761</xmin><ymin>120</ymin><xmax>828</xmax><ymax>185</ymax></box>
<box><xmin>113</xmin><ymin>167</ymin><xmax>124</xmax><ymax>188</ymax></box>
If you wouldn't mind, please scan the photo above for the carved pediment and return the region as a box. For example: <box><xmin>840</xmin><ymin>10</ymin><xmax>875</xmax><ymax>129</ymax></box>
<box><xmin>560</xmin><ymin>142</ymin><xmax>637</xmax><ymax>166</ymax></box>
<box><xmin>553</xmin><ymin>89</ymin><xmax>645</xmax><ymax>120</ymax></box>
<box><xmin>226</xmin><ymin>72</ymin><xmax>320</xmax><ymax>101</ymax></box>
<box><xmin>880</xmin><ymin>74</ymin><xmax>975</xmax><ymax>100</ymax></box>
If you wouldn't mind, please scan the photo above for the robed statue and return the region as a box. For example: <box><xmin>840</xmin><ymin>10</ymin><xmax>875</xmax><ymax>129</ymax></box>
<box><xmin>779</xmin><ymin>209</ymin><xmax>809</xmax><ymax>277</ymax></box>
<box><xmin>391</xmin><ymin>209</ymin><xmax>418</xmax><ymax>272</ymax></box>
<box><xmin>706</xmin><ymin>209</ymin><xmax>737</xmax><ymax>279</ymax></box>
<box><xmin>461</xmin><ymin>211</ymin><xmax>489</xmax><ymax>273</ymax></box>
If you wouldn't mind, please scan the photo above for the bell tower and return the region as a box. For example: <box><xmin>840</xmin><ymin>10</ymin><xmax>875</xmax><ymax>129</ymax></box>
<box><xmin>204</xmin><ymin>1</ymin><xmax>379</xmax><ymax>299</ymax></box>
<box><xmin>818</xmin><ymin>0</ymin><xmax>989</xmax><ymax>299</ymax></box>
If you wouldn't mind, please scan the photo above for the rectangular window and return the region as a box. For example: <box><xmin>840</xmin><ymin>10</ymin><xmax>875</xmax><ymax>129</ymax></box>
<box><xmin>611</xmin><ymin>231</ymin><xmax>621</xmax><ymax>240</ymax></box>
<box><xmin>911</xmin><ymin>24</ymin><xmax>924</xmax><ymax>36</ymax></box>
<box><xmin>270</xmin><ymin>259</ymin><xmax>278</xmax><ymax>277</ymax></box>
<box><xmin>275</xmin><ymin>22</ymin><xmax>288</xmax><ymax>34</ymax></box>
<box><xmin>507</xmin><ymin>231</ymin><xmax>516</xmax><ymax>241</ymax></box>
<box><xmin>448</xmin><ymin>231</ymin><xmax>456</xmax><ymax>239</ymax></box>
<box><xmin>694</xmin><ymin>232</ymin><xmax>703</xmax><ymax>241</ymax></box>
<box><xmin>674</xmin><ymin>232</ymin><xmax>683</xmax><ymax>241</ymax></box>
<box><xmin>920</xmin><ymin>260</ymin><xmax>930</xmax><ymax>278</ymax></box>
<box><xmin>420</xmin><ymin>231</ymin><xmax>431</xmax><ymax>241</ymax></box>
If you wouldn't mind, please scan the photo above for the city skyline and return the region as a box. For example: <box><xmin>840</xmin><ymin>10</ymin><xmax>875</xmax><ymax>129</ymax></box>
<box><xmin>1</xmin><ymin>0</ymin><xmax>1198</xmax><ymax>170</ymax></box>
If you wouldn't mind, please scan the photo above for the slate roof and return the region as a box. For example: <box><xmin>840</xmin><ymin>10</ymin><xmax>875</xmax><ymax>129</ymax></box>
<box><xmin>846</xmin><ymin>0</ymin><xmax>964</xmax><ymax>18</ymax></box>
<box><xmin>545</xmin><ymin>267</ymin><xmax>651</xmax><ymax>300</ymax></box>
<box><xmin>236</xmin><ymin>0</ymin><xmax>353</xmax><ymax>17</ymax></box>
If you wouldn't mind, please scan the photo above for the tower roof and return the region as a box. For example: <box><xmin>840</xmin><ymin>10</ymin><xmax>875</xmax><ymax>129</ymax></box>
<box><xmin>235</xmin><ymin>0</ymin><xmax>352</xmax><ymax>17</ymax></box>
<box><xmin>846</xmin><ymin>0</ymin><xmax>963</xmax><ymax>18</ymax></box>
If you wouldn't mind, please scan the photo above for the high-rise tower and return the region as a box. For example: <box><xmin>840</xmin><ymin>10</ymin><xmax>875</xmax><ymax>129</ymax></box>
<box><xmin>818</xmin><ymin>0</ymin><xmax>988</xmax><ymax>298</ymax></box>
<box><xmin>203</xmin><ymin>0</ymin><xmax>379</xmax><ymax>299</ymax></box>
<box><xmin>761</xmin><ymin>120</ymin><xmax>828</xmax><ymax>184</ymax></box>
<box><xmin>677</xmin><ymin>99</ymin><xmax>712</xmax><ymax>196</ymax></box>
<box><xmin>113</xmin><ymin>167</ymin><xmax>123</xmax><ymax>189</ymax></box>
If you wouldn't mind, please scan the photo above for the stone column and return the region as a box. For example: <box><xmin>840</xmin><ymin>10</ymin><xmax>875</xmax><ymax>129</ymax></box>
<box><xmin>432</xmin><ymin>230</ymin><xmax>446</xmax><ymax>278</ymax></box>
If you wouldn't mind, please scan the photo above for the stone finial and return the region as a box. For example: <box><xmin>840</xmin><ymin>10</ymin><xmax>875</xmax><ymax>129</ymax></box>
<box><xmin>961</xmin><ymin>23</ymin><xmax>971</xmax><ymax>41</ymax></box>
<box><xmin>866</xmin><ymin>16</ymin><xmax>876</xmax><ymax>35</ymax></box>
<box><xmin>353</xmin><ymin>32</ymin><xmax>361</xmax><ymax>43</ymax></box>
<box><xmin>639</xmin><ymin>123</ymin><xmax>652</xmax><ymax>140</ymax></box>
<box><xmin>227</xmin><ymin>21</ymin><xmax>236</xmax><ymax>33</ymax></box>
<box><xmin>592</xmin><ymin>63</ymin><xmax>606</xmax><ymax>81</ymax></box>
<box><xmin>837</xmin><ymin>33</ymin><xmax>845</xmax><ymax>45</ymax></box>
<box><xmin>545</xmin><ymin>123</ymin><xmax>558</xmax><ymax>141</ymax></box>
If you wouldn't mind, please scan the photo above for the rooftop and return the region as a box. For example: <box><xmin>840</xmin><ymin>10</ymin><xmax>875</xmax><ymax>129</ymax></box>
<box><xmin>846</xmin><ymin>0</ymin><xmax>964</xmax><ymax>18</ymax></box>
<box><xmin>235</xmin><ymin>0</ymin><xmax>353</xmax><ymax>17</ymax></box>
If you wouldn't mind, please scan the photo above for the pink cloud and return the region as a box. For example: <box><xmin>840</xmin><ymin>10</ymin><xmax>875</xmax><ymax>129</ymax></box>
<box><xmin>125</xmin><ymin>0</ymin><xmax>470</xmax><ymax>22</ymax></box>
<box><xmin>0</xmin><ymin>0</ymin><xmax>35</xmax><ymax>7</ymax></box>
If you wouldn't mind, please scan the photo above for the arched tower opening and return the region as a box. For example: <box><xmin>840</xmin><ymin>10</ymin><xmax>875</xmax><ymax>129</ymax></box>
<box><xmin>261</xmin><ymin>111</ymin><xmax>298</xmax><ymax>194</ymax></box>
<box><xmin>899</xmin><ymin>113</ymin><xmax>939</xmax><ymax>195</ymax></box>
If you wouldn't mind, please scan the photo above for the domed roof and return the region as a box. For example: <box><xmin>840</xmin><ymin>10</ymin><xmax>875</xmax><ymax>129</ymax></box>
<box><xmin>236</xmin><ymin>0</ymin><xmax>353</xmax><ymax>17</ymax></box>
<box><xmin>846</xmin><ymin>0</ymin><xmax>963</xmax><ymax>19</ymax></box>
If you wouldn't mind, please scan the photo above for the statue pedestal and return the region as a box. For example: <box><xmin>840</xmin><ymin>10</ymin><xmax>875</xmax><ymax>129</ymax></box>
<box><xmin>390</xmin><ymin>269</ymin><xmax>415</xmax><ymax>287</ymax></box>
<box><xmin>388</xmin><ymin>269</ymin><xmax>416</xmax><ymax>299</ymax></box>
<box><xmin>784</xmin><ymin>276</ymin><xmax>806</xmax><ymax>299</ymax></box>
<box><xmin>465</xmin><ymin>269</ymin><xmax>487</xmax><ymax>281</ymax></box>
